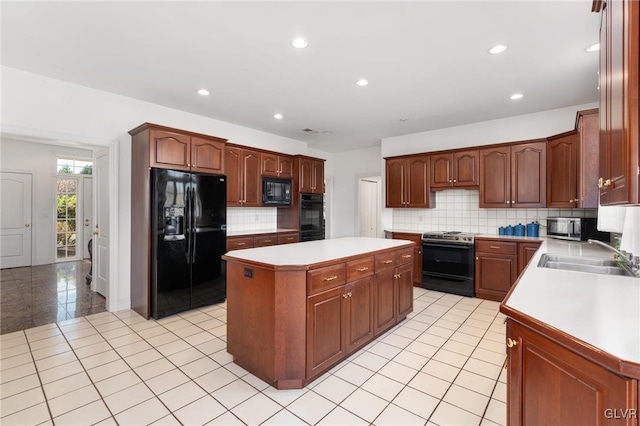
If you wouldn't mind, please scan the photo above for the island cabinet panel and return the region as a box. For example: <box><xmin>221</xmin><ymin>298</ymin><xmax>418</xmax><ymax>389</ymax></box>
<box><xmin>506</xmin><ymin>319</ymin><xmax>638</xmax><ymax>426</ymax></box>
<box><xmin>224</xmin><ymin>242</ymin><xmax>414</xmax><ymax>389</ymax></box>
<box><xmin>307</xmin><ymin>287</ymin><xmax>346</xmax><ymax>380</ymax></box>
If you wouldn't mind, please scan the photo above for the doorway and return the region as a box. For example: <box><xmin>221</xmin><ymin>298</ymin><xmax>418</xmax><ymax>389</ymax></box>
<box><xmin>357</xmin><ymin>177</ymin><xmax>381</xmax><ymax>238</ymax></box>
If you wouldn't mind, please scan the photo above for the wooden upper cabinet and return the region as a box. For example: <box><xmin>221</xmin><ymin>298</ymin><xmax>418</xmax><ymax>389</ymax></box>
<box><xmin>480</xmin><ymin>142</ymin><xmax>546</xmax><ymax>208</ymax></box>
<box><xmin>261</xmin><ymin>152</ymin><xmax>294</xmax><ymax>179</ymax></box>
<box><xmin>546</xmin><ymin>132</ymin><xmax>578</xmax><ymax>208</ymax></box>
<box><xmin>595</xmin><ymin>0</ymin><xmax>639</xmax><ymax>205</ymax></box>
<box><xmin>480</xmin><ymin>146</ymin><xmax>511</xmax><ymax>208</ymax></box>
<box><xmin>225</xmin><ymin>146</ymin><xmax>261</xmax><ymax>207</ymax></box>
<box><xmin>138</xmin><ymin>125</ymin><xmax>226</xmax><ymax>174</ymax></box>
<box><xmin>297</xmin><ymin>156</ymin><xmax>325</xmax><ymax>194</ymax></box>
<box><xmin>150</xmin><ymin>129</ymin><xmax>191</xmax><ymax>171</ymax></box>
<box><xmin>431</xmin><ymin>150</ymin><xmax>479</xmax><ymax>189</ymax></box>
<box><xmin>576</xmin><ymin>109</ymin><xmax>600</xmax><ymax>208</ymax></box>
<box><xmin>385</xmin><ymin>155</ymin><xmax>433</xmax><ymax>208</ymax></box>
<box><xmin>191</xmin><ymin>136</ymin><xmax>225</xmax><ymax>174</ymax></box>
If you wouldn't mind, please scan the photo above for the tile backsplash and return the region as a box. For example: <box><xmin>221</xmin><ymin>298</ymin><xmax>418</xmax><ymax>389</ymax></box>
<box><xmin>392</xmin><ymin>189</ymin><xmax>598</xmax><ymax>236</ymax></box>
<box><xmin>227</xmin><ymin>207</ymin><xmax>277</xmax><ymax>232</ymax></box>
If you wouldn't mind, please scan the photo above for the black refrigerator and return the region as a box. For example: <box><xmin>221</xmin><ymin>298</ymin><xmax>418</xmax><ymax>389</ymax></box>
<box><xmin>151</xmin><ymin>168</ymin><xmax>226</xmax><ymax>319</ymax></box>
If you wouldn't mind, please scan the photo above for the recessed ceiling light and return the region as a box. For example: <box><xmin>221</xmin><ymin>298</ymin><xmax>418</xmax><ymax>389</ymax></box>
<box><xmin>488</xmin><ymin>44</ymin><xmax>508</xmax><ymax>55</ymax></box>
<box><xmin>273</xmin><ymin>113</ymin><xmax>283</xmax><ymax>120</ymax></box>
<box><xmin>291</xmin><ymin>38</ymin><xmax>308</xmax><ymax>49</ymax></box>
<box><xmin>510</xmin><ymin>93</ymin><xmax>524</xmax><ymax>100</ymax></box>
<box><xmin>355</xmin><ymin>79</ymin><xmax>369</xmax><ymax>87</ymax></box>
<box><xmin>585</xmin><ymin>43</ymin><xmax>600</xmax><ymax>52</ymax></box>
<box><xmin>197</xmin><ymin>89</ymin><xmax>210</xmax><ymax>96</ymax></box>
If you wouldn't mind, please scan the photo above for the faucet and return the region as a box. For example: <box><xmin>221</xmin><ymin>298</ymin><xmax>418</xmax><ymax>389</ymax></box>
<box><xmin>588</xmin><ymin>239</ymin><xmax>640</xmax><ymax>277</ymax></box>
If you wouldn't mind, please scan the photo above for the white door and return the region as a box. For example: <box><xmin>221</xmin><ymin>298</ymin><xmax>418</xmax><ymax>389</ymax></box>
<box><xmin>82</xmin><ymin>176</ymin><xmax>93</xmax><ymax>259</ymax></box>
<box><xmin>0</xmin><ymin>172</ymin><xmax>32</xmax><ymax>268</ymax></box>
<box><xmin>93</xmin><ymin>149</ymin><xmax>109</xmax><ymax>297</ymax></box>
<box><xmin>358</xmin><ymin>178</ymin><xmax>379</xmax><ymax>238</ymax></box>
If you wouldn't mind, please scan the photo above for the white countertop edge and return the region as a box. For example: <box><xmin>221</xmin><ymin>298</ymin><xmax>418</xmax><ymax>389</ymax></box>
<box><xmin>503</xmin><ymin>238</ymin><xmax>640</xmax><ymax>364</ymax></box>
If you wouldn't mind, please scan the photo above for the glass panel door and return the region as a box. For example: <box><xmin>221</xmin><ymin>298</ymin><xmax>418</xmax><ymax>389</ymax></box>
<box><xmin>56</xmin><ymin>178</ymin><xmax>78</xmax><ymax>261</ymax></box>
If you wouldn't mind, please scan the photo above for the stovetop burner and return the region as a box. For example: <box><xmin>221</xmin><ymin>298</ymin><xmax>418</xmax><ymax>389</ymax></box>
<box><xmin>421</xmin><ymin>231</ymin><xmax>478</xmax><ymax>244</ymax></box>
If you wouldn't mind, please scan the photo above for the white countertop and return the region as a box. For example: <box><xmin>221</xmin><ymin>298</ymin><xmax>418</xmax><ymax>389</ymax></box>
<box><xmin>503</xmin><ymin>238</ymin><xmax>640</xmax><ymax>364</ymax></box>
<box><xmin>224</xmin><ymin>237</ymin><xmax>413</xmax><ymax>266</ymax></box>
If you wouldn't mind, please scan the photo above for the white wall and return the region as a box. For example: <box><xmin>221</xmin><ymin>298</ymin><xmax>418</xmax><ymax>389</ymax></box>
<box><xmin>382</xmin><ymin>103</ymin><xmax>598</xmax><ymax>157</ymax></box>
<box><xmin>0</xmin><ymin>139</ymin><xmax>93</xmax><ymax>265</ymax></box>
<box><xmin>331</xmin><ymin>146</ymin><xmax>382</xmax><ymax>238</ymax></box>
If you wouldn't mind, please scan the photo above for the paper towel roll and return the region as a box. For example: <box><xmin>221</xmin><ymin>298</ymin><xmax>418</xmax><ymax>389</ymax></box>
<box><xmin>597</xmin><ymin>203</ymin><xmax>626</xmax><ymax>233</ymax></box>
<box><xmin>619</xmin><ymin>206</ymin><xmax>640</xmax><ymax>255</ymax></box>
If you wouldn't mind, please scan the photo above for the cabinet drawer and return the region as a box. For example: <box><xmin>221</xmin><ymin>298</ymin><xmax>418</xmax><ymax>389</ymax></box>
<box><xmin>255</xmin><ymin>235</ymin><xmax>278</xmax><ymax>247</ymax></box>
<box><xmin>278</xmin><ymin>232</ymin><xmax>299</xmax><ymax>245</ymax></box>
<box><xmin>475</xmin><ymin>240</ymin><xmax>517</xmax><ymax>255</ymax></box>
<box><xmin>346</xmin><ymin>257</ymin><xmax>374</xmax><ymax>281</ymax></box>
<box><xmin>375</xmin><ymin>253</ymin><xmax>397</xmax><ymax>271</ymax></box>
<box><xmin>396</xmin><ymin>249</ymin><xmax>414</xmax><ymax>265</ymax></box>
<box><xmin>227</xmin><ymin>236</ymin><xmax>255</xmax><ymax>251</ymax></box>
<box><xmin>308</xmin><ymin>264</ymin><xmax>346</xmax><ymax>294</ymax></box>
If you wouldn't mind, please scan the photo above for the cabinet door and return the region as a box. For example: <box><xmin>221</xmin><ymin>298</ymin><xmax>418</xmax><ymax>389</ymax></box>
<box><xmin>506</xmin><ymin>320</ymin><xmax>638</xmax><ymax>426</ymax></box>
<box><xmin>191</xmin><ymin>137</ymin><xmax>224</xmax><ymax>174</ymax></box>
<box><xmin>374</xmin><ymin>269</ymin><xmax>397</xmax><ymax>335</ymax></box>
<box><xmin>345</xmin><ymin>276</ymin><xmax>374</xmax><ymax>354</ymax></box>
<box><xmin>311</xmin><ymin>160</ymin><xmax>324</xmax><ymax>193</ymax></box>
<box><xmin>512</xmin><ymin>142</ymin><xmax>546</xmax><ymax>208</ymax></box>
<box><xmin>453</xmin><ymin>150</ymin><xmax>479</xmax><ymax>187</ymax></box>
<box><xmin>475</xmin><ymin>253</ymin><xmax>517</xmax><ymax>302</ymax></box>
<box><xmin>260</xmin><ymin>152</ymin><xmax>280</xmax><ymax>177</ymax></box>
<box><xmin>385</xmin><ymin>159</ymin><xmax>406</xmax><ymax>207</ymax></box>
<box><xmin>480</xmin><ymin>147</ymin><xmax>511</xmax><ymax>208</ymax></box>
<box><xmin>150</xmin><ymin>130</ymin><xmax>191</xmax><ymax>171</ymax></box>
<box><xmin>547</xmin><ymin>134</ymin><xmax>577</xmax><ymax>208</ymax></box>
<box><xmin>225</xmin><ymin>147</ymin><xmax>243</xmax><ymax>207</ymax></box>
<box><xmin>307</xmin><ymin>287</ymin><xmax>345</xmax><ymax>379</ymax></box>
<box><xmin>279</xmin><ymin>155</ymin><xmax>294</xmax><ymax>179</ymax></box>
<box><xmin>242</xmin><ymin>149</ymin><xmax>262</xmax><ymax>207</ymax></box>
<box><xmin>406</xmin><ymin>155</ymin><xmax>431</xmax><ymax>208</ymax></box>
<box><xmin>517</xmin><ymin>242</ymin><xmax>541</xmax><ymax>276</ymax></box>
<box><xmin>277</xmin><ymin>232</ymin><xmax>299</xmax><ymax>245</ymax></box>
<box><xmin>430</xmin><ymin>153</ymin><xmax>452</xmax><ymax>188</ymax></box>
<box><xmin>299</xmin><ymin>158</ymin><xmax>313</xmax><ymax>193</ymax></box>
<box><xmin>396</xmin><ymin>263</ymin><xmax>413</xmax><ymax>319</ymax></box>
<box><xmin>576</xmin><ymin>110</ymin><xmax>600</xmax><ymax>208</ymax></box>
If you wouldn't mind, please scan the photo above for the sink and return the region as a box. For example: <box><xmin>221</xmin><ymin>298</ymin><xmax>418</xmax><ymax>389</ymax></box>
<box><xmin>538</xmin><ymin>254</ymin><xmax>633</xmax><ymax>277</ymax></box>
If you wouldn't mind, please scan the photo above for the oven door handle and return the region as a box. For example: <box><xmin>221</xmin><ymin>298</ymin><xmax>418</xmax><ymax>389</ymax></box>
<box><xmin>422</xmin><ymin>242</ymin><xmax>473</xmax><ymax>251</ymax></box>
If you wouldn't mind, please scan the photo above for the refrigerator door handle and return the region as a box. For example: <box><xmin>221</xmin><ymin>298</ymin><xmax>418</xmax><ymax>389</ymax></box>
<box><xmin>191</xmin><ymin>185</ymin><xmax>197</xmax><ymax>263</ymax></box>
<box><xmin>185</xmin><ymin>188</ymin><xmax>192</xmax><ymax>264</ymax></box>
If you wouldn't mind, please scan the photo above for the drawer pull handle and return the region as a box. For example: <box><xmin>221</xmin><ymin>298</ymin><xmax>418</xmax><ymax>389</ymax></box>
<box><xmin>489</xmin><ymin>246</ymin><xmax>501</xmax><ymax>249</ymax></box>
<box><xmin>402</xmin><ymin>254</ymin><xmax>412</xmax><ymax>258</ymax></box>
<box><xmin>394</xmin><ymin>274</ymin><xmax>401</xmax><ymax>278</ymax></box>
<box><xmin>237</xmin><ymin>243</ymin><xmax>246</xmax><ymax>246</ymax></box>
<box><xmin>357</xmin><ymin>267</ymin><xmax>369</xmax><ymax>272</ymax></box>
<box><xmin>506</xmin><ymin>337</ymin><xmax>518</xmax><ymax>348</ymax></box>
<box><xmin>324</xmin><ymin>275</ymin><xmax>338</xmax><ymax>282</ymax></box>
<box><xmin>264</xmin><ymin>239</ymin><xmax>272</xmax><ymax>242</ymax></box>
<box><xmin>381</xmin><ymin>260</ymin><xmax>393</xmax><ymax>264</ymax></box>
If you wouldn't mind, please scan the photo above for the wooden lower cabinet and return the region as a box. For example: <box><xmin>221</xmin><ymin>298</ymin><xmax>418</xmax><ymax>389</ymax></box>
<box><xmin>506</xmin><ymin>319</ymin><xmax>638</xmax><ymax>426</ymax></box>
<box><xmin>345</xmin><ymin>277</ymin><xmax>374</xmax><ymax>354</ymax></box>
<box><xmin>390</xmin><ymin>232</ymin><xmax>423</xmax><ymax>286</ymax></box>
<box><xmin>227</xmin><ymin>231</ymin><xmax>299</xmax><ymax>251</ymax></box>
<box><xmin>307</xmin><ymin>286</ymin><xmax>346</xmax><ymax>380</ymax></box>
<box><xmin>476</xmin><ymin>239</ymin><xmax>542</xmax><ymax>302</ymax></box>
<box><xmin>396</xmin><ymin>262</ymin><xmax>413</xmax><ymax>318</ymax></box>
<box><xmin>374</xmin><ymin>254</ymin><xmax>413</xmax><ymax>336</ymax></box>
<box><xmin>374</xmin><ymin>268</ymin><xmax>396</xmax><ymax>335</ymax></box>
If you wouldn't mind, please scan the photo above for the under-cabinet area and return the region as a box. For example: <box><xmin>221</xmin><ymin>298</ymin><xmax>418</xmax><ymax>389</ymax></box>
<box><xmin>223</xmin><ymin>238</ymin><xmax>414</xmax><ymax>389</ymax></box>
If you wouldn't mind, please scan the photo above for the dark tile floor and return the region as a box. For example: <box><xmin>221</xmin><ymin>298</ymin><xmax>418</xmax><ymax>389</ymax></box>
<box><xmin>0</xmin><ymin>261</ymin><xmax>106</xmax><ymax>334</ymax></box>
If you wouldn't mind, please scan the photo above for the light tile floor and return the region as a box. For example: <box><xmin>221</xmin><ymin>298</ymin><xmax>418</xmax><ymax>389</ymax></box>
<box><xmin>0</xmin><ymin>288</ymin><xmax>507</xmax><ymax>425</ymax></box>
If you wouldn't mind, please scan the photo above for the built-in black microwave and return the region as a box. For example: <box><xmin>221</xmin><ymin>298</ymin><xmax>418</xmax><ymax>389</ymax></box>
<box><xmin>262</xmin><ymin>177</ymin><xmax>292</xmax><ymax>206</ymax></box>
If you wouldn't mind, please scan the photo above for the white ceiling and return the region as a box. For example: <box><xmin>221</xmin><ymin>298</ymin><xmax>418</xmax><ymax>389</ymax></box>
<box><xmin>1</xmin><ymin>1</ymin><xmax>600</xmax><ymax>153</ymax></box>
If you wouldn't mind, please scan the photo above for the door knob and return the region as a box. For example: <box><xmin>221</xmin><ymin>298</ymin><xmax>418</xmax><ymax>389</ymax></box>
<box><xmin>25</xmin><ymin>223</ymin><xmax>30</xmax><ymax>228</ymax></box>
<box><xmin>92</xmin><ymin>231</ymin><xmax>99</xmax><ymax>236</ymax></box>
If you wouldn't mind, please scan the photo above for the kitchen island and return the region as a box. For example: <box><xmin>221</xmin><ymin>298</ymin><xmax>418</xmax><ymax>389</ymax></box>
<box><xmin>500</xmin><ymin>239</ymin><xmax>640</xmax><ymax>425</ymax></box>
<box><xmin>222</xmin><ymin>237</ymin><xmax>415</xmax><ymax>389</ymax></box>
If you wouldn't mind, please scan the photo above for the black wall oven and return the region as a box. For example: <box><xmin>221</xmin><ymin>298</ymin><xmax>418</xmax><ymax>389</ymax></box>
<box><xmin>300</xmin><ymin>193</ymin><xmax>325</xmax><ymax>241</ymax></box>
<box><xmin>421</xmin><ymin>232</ymin><xmax>476</xmax><ymax>297</ymax></box>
